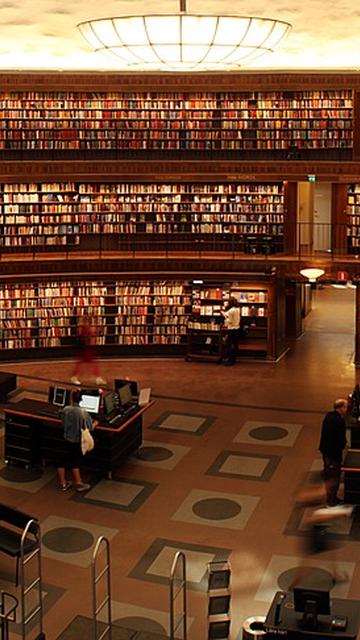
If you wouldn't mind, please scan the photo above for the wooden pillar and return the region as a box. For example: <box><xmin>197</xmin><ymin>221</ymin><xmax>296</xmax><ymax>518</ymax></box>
<box><xmin>285</xmin><ymin>280</ymin><xmax>303</xmax><ymax>339</ymax></box>
<box><xmin>283</xmin><ymin>181</ymin><xmax>297</xmax><ymax>255</ymax></box>
<box><xmin>331</xmin><ymin>183</ymin><xmax>348</xmax><ymax>257</ymax></box>
<box><xmin>267</xmin><ymin>277</ymin><xmax>286</xmax><ymax>360</ymax></box>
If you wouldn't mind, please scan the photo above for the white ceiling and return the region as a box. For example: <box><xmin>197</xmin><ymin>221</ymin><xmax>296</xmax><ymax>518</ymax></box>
<box><xmin>0</xmin><ymin>0</ymin><xmax>359</xmax><ymax>71</ymax></box>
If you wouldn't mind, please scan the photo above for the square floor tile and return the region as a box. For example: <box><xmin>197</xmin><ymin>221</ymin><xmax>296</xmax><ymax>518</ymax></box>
<box><xmin>206</xmin><ymin>450</ymin><xmax>281</xmax><ymax>481</ymax></box>
<box><xmin>150</xmin><ymin>411</ymin><xmax>216</xmax><ymax>435</ymax></box>
<box><xmin>57</xmin><ymin>616</ymin><xmax>134</xmax><ymax>640</ymax></box>
<box><xmin>41</xmin><ymin>515</ymin><xmax>118</xmax><ymax>567</ymax></box>
<box><xmin>129</xmin><ymin>538</ymin><xmax>231</xmax><ymax>592</ymax></box>
<box><xmin>233</xmin><ymin>420</ymin><xmax>302</xmax><ymax>447</ymax></box>
<box><xmin>102</xmin><ymin>600</ymin><xmax>193</xmax><ymax>638</ymax></box>
<box><xmin>72</xmin><ymin>477</ymin><xmax>158</xmax><ymax>512</ymax></box>
<box><xmin>172</xmin><ymin>489</ymin><xmax>260</xmax><ymax>530</ymax></box>
<box><xmin>130</xmin><ymin>440</ymin><xmax>191</xmax><ymax>470</ymax></box>
<box><xmin>256</xmin><ymin>555</ymin><xmax>355</xmax><ymax>603</ymax></box>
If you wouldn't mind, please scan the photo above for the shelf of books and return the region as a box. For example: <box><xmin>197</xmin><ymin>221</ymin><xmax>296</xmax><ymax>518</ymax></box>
<box><xmin>347</xmin><ymin>183</ymin><xmax>360</xmax><ymax>254</ymax></box>
<box><xmin>0</xmin><ymin>89</ymin><xmax>353</xmax><ymax>158</ymax></box>
<box><xmin>187</xmin><ymin>284</ymin><xmax>225</xmax><ymax>361</ymax></box>
<box><xmin>0</xmin><ymin>276</ymin><xmax>285</xmax><ymax>360</ymax></box>
<box><xmin>0</xmin><ymin>180</ymin><xmax>286</xmax><ymax>255</ymax></box>
<box><xmin>0</xmin><ymin>278</ymin><xmax>192</xmax><ymax>359</ymax></box>
<box><xmin>187</xmin><ymin>280</ymin><xmax>285</xmax><ymax>360</ymax></box>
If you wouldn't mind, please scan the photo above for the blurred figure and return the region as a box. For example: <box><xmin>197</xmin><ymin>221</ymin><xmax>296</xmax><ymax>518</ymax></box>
<box><xmin>71</xmin><ymin>313</ymin><xmax>106</xmax><ymax>386</ymax></box>
<box><xmin>290</xmin><ymin>481</ymin><xmax>353</xmax><ymax>588</ymax></box>
<box><xmin>319</xmin><ymin>398</ymin><xmax>348</xmax><ymax>506</ymax></box>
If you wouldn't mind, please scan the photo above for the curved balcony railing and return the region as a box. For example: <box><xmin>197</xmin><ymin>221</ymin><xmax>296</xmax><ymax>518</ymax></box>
<box><xmin>0</xmin><ymin>222</ymin><xmax>357</xmax><ymax>262</ymax></box>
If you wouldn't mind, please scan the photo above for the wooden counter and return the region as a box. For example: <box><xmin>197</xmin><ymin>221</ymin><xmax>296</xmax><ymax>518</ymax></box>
<box><xmin>4</xmin><ymin>398</ymin><xmax>153</xmax><ymax>478</ymax></box>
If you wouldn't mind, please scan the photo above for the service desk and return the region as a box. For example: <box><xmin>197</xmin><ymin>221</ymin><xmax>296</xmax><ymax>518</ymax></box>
<box><xmin>265</xmin><ymin>591</ymin><xmax>360</xmax><ymax>640</ymax></box>
<box><xmin>342</xmin><ymin>449</ymin><xmax>360</xmax><ymax>504</ymax></box>
<box><xmin>4</xmin><ymin>398</ymin><xmax>153</xmax><ymax>478</ymax></box>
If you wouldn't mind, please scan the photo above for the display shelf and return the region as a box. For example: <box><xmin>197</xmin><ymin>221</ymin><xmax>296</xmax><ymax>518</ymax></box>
<box><xmin>187</xmin><ymin>282</ymin><xmax>271</xmax><ymax>359</ymax></box>
<box><xmin>0</xmin><ymin>180</ymin><xmax>286</xmax><ymax>255</ymax></box>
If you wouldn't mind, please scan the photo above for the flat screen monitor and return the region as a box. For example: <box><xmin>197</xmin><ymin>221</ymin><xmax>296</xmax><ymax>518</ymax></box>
<box><xmin>293</xmin><ymin>586</ymin><xmax>331</xmax><ymax>628</ymax></box>
<box><xmin>114</xmin><ymin>379</ymin><xmax>138</xmax><ymax>397</ymax></box>
<box><xmin>104</xmin><ymin>392</ymin><xmax>118</xmax><ymax>416</ymax></box>
<box><xmin>48</xmin><ymin>386</ymin><xmax>70</xmax><ymax>408</ymax></box>
<box><xmin>119</xmin><ymin>383</ymin><xmax>133</xmax><ymax>407</ymax></box>
<box><xmin>79</xmin><ymin>393</ymin><xmax>101</xmax><ymax>415</ymax></box>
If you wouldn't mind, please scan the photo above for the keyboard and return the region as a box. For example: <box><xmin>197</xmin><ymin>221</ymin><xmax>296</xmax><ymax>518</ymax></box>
<box><xmin>104</xmin><ymin>404</ymin><xmax>138</xmax><ymax>426</ymax></box>
<box><xmin>37</xmin><ymin>407</ymin><xmax>61</xmax><ymax>418</ymax></box>
<box><xmin>120</xmin><ymin>404</ymin><xmax>139</xmax><ymax>419</ymax></box>
<box><xmin>108</xmin><ymin>412</ymin><xmax>122</xmax><ymax>424</ymax></box>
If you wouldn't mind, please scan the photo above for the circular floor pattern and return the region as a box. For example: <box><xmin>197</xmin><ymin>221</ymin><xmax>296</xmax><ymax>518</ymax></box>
<box><xmin>0</xmin><ymin>466</ymin><xmax>43</xmax><ymax>483</ymax></box>
<box><xmin>114</xmin><ymin>616</ymin><xmax>166</xmax><ymax>635</ymax></box>
<box><xmin>42</xmin><ymin>526</ymin><xmax>94</xmax><ymax>553</ymax></box>
<box><xmin>192</xmin><ymin>497</ymin><xmax>241</xmax><ymax>520</ymax></box>
<box><xmin>249</xmin><ymin>426</ymin><xmax>289</xmax><ymax>441</ymax></box>
<box><xmin>278</xmin><ymin>566</ymin><xmax>334</xmax><ymax>592</ymax></box>
<box><xmin>137</xmin><ymin>446</ymin><xmax>173</xmax><ymax>461</ymax></box>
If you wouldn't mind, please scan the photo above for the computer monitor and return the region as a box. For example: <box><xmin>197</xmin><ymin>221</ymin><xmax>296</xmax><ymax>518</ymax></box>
<box><xmin>48</xmin><ymin>386</ymin><xmax>71</xmax><ymax>408</ymax></box>
<box><xmin>114</xmin><ymin>379</ymin><xmax>138</xmax><ymax>397</ymax></box>
<box><xmin>293</xmin><ymin>586</ymin><xmax>331</xmax><ymax>629</ymax></box>
<box><xmin>118</xmin><ymin>383</ymin><xmax>133</xmax><ymax>407</ymax></box>
<box><xmin>103</xmin><ymin>391</ymin><xmax>119</xmax><ymax>416</ymax></box>
<box><xmin>79</xmin><ymin>393</ymin><xmax>101</xmax><ymax>415</ymax></box>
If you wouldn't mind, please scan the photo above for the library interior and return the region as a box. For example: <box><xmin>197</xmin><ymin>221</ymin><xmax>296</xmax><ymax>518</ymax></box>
<box><xmin>3</xmin><ymin>2</ymin><xmax>360</xmax><ymax>639</ymax></box>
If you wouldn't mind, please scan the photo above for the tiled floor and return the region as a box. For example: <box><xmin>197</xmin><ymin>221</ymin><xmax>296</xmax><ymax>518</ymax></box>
<box><xmin>0</xmin><ymin>285</ymin><xmax>359</xmax><ymax>639</ymax></box>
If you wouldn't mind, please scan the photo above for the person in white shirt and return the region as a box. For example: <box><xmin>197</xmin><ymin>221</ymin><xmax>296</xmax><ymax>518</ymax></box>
<box><xmin>221</xmin><ymin>297</ymin><xmax>241</xmax><ymax>366</ymax></box>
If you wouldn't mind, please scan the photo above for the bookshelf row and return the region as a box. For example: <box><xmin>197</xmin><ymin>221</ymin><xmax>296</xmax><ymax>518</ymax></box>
<box><xmin>0</xmin><ymin>89</ymin><xmax>353</xmax><ymax>153</ymax></box>
<box><xmin>0</xmin><ymin>180</ymin><xmax>286</xmax><ymax>253</ymax></box>
<box><xmin>4</xmin><ymin>179</ymin><xmax>360</xmax><ymax>256</ymax></box>
<box><xmin>347</xmin><ymin>184</ymin><xmax>360</xmax><ymax>253</ymax></box>
<box><xmin>0</xmin><ymin>278</ymin><xmax>282</xmax><ymax>360</ymax></box>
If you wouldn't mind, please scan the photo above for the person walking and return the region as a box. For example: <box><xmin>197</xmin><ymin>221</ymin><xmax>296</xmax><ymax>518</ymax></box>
<box><xmin>71</xmin><ymin>313</ymin><xmax>106</xmax><ymax>386</ymax></box>
<box><xmin>319</xmin><ymin>398</ymin><xmax>348</xmax><ymax>507</ymax></box>
<box><xmin>57</xmin><ymin>389</ymin><xmax>94</xmax><ymax>492</ymax></box>
<box><xmin>290</xmin><ymin>480</ymin><xmax>353</xmax><ymax>588</ymax></box>
<box><xmin>221</xmin><ymin>296</ymin><xmax>241</xmax><ymax>366</ymax></box>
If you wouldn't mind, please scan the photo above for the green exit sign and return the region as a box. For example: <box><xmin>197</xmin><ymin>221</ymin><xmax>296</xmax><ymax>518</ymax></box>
<box><xmin>307</xmin><ymin>174</ymin><xmax>316</xmax><ymax>182</ymax></box>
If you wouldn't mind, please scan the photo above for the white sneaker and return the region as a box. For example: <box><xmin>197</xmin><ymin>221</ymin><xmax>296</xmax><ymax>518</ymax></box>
<box><xmin>96</xmin><ymin>377</ymin><xmax>107</xmax><ymax>386</ymax></box>
<box><xmin>71</xmin><ymin>376</ymin><xmax>81</xmax><ymax>385</ymax></box>
<box><xmin>76</xmin><ymin>482</ymin><xmax>91</xmax><ymax>492</ymax></box>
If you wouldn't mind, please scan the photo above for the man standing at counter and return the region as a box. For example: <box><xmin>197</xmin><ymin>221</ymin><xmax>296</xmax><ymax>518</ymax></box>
<box><xmin>57</xmin><ymin>389</ymin><xmax>94</xmax><ymax>492</ymax></box>
<box><xmin>319</xmin><ymin>398</ymin><xmax>348</xmax><ymax>507</ymax></box>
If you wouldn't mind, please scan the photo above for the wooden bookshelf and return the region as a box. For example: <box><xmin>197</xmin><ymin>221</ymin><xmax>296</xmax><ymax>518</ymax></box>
<box><xmin>0</xmin><ymin>278</ymin><xmax>192</xmax><ymax>357</ymax></box>
<box><xmin>0</xmin><ymin>180</ymin><xmax>287</xmax><ymax>255</ymax></box>
<box><xmin>0</xmin><ymin>89</ymin><xmax>353</xmax><ymax>160</ymax></box>
<box><xmin>346</xmin><ymin>183</ymin><xmax>360</xmax><ymax>254</ymax></box>
<box><xmin>0</xmin><ymin>275</ymin><xmax>286</xmax><ymax>360</ymax></box>
<box><xmin>187</xmin><ymin>279</ymin><xmax>285</xmax><ymax>360</ymax></box>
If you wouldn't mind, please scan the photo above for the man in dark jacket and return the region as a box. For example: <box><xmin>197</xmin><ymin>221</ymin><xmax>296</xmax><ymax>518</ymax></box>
<box><xmin>319</xmin><ymin>398</ymin><xmax>348</xmax><ymax>507</ymax></box>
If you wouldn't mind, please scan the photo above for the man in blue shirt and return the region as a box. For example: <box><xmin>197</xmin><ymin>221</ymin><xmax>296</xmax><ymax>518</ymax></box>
<box><xmin>57</xmin><ymin>389</ymin><xmax>94</xmax><ymax>492</ymax></box>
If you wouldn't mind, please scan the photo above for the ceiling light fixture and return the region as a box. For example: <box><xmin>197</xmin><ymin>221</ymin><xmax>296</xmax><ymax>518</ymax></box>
<box><xmin>77</xmin><ymin>0</ymin><xmax>292</xmax><ymax>72</ymax></box>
